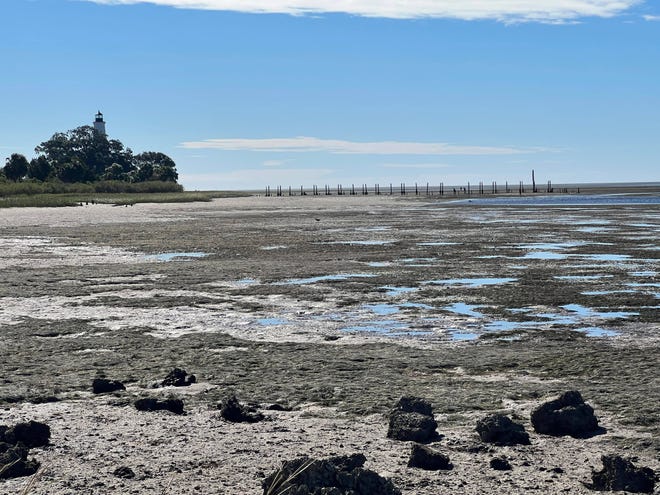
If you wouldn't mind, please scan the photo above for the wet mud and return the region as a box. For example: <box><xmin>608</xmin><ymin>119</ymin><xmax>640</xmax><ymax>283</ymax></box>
<box><xmin>0</xmin><ymin>195</ymin><xmax>658</xmax><ymax>493</ymax></box>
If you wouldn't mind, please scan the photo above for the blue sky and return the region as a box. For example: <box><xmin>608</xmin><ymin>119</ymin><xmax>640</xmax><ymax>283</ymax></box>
<box><xmin>1</xmin><ymin>0</ymin><xmax>659</xmax><ymax>190</ymax></box>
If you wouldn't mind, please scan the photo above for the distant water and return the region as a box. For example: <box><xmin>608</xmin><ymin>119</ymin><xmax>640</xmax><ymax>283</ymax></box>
<box><xmin>447</xmin><ymin>194</ymin><xmax>660</xmax><ymax>206</ymax></box>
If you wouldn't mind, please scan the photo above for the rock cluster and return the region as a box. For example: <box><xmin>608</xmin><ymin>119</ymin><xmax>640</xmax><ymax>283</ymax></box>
<box><xmin>0</xmin><ymin>421</ymin><xmax>50</xmax><ymax>479</ymax></box>
<box><xmin>408</xmin><ymin>443</ymin><xmax>453</xmax><ymax>471</ymax></box>
<box><xmin>387</xmin><ymin>396</ymin><xmax>438</xmax><ymax>442</ymax></box>
<box><xmin>531</xmin><ymin>391</ymin><xmax>599</xmax><ymax>437</ymax></box>
<box><xmin>490</xmin><ymin>456</ymin><xmax>512</xmax><ymax>471</ymax></box>
<box><xmin>92</xmin><ymin>378</ymin><xmax>126</xmax><ymax>394</ymax></box>
<box><xmin>589</xmin><ymin>455</ymin><xmax>655</xmax><ymax>493</ymax></box>
<box><xmin>161</xmin><ymin>368</ymin><xmax>196</xmax><ymax>387</ymax></box>
<box><xmin>262</xmin><ymin>453</ymin><xmax>401</xmax><ymax>495</ymax></box>
<box><xmin>476</xmin><ymin>414</ymin><xmax>530</xmax><ymax>446</ymax></box>
<box><xmin>134</xmin><ymin>398</ymin><xmax>184</xmax><ymax>415</ymax></box>
<box><xmin>219</xmin><ymin>395</ymin><xmax>264</xmax><ymax>423</ymax></box>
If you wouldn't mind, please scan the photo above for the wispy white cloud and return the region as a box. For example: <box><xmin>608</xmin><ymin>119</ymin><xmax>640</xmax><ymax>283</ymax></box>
<box><xmin>83</xmin><ymin>0</ymin><xmax>642</xmax><ymax>22</ymax></box>
<box><xmin>381</xmin><ymin>162</ymin><xmax>453</xmax><ymax>169</ymax></box>
<box><xmin>643</xmin><ymin>14</ymin><xmax>660</xmax><ymax>20</ymax></box>
<box><xmin>262</xmin><ymin>159</ymin><xmax>290</xmax><ymax>167</ymax></box>
<box><xmin>180</xmin><ymin>136</ymin><xmax>531</xmax><ymax>155</ymax></box>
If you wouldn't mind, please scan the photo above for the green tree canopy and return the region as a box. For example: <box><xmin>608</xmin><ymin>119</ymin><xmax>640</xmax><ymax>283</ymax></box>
<box><xmin>28</xmin><ymin>156</ymin><xmax>53</xmax><ymax>181</ymax></box>
<box><xmin>134</xmin><ymin>152</ymin><xmax>179</xmax><ymax>182</ymax></box>
<box><xmin>3</xmin><ymin>154</ymin><xmax>29</xmax><ymax>182</ymax></box>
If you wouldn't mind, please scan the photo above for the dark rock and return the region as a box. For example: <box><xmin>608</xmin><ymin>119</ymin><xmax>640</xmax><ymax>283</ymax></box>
<box><xmin>93</xmin><ymin>378</ymin><xmax>126</xmax><ymax>394</ymax></box>
<box><xmin>220</xmin><ymin>396</ymin><xmax>264</xmax><ymax>423</ymax></box>
<box><xmin>490</xmin><ymin>457</ymin><xmax>512</xmax><ymax>471</ymax></box>
<box><xmin>531</xmin><ymin>391</ymin><xmax>599</xmax><ymax>437</ymax></box>
<box><xmin>408</xmin><ymin>443</ymin><xmax>453</xmax><ymax>471</ymax></box>
<box><xmin>396</xmin><ymin>396</ymin><xmax>434</xmax><ymax>416</ymax></box>
<box><xmin>264</xmin><ymin>403</ymin><xmax>293</xmax><ymax>411</ymax></box>
<box><xmin>589</xmin><ymin>455</ymin><xmax>655</xmax><ymax>493</ymax></box>
<box><xmin>113</xmin><ymin>466</ymin><xmax>135</xmax><ymax>479</ymax></box>
<box><xmin>2</xmin><ymin>421</ymin><xmax>50</xmax><ymax>448</ymax></box>
<box><xmin>161</xmin><ymin>368</ymin><xmax>196</xmax><ymax>387</ymax></box>
<box><xmin>262</xmin><ymin>454</ymin><xmax>401</xmax><ymax>495</ymax></box>
<box><xmin>387</xmin><ymin>396</ymin><xmax>438</xmax><ymax>442</ymax></box>
<box><xmin>476</xmin><ymin>414</ymin><xmax>530</xmax><ymax>446</ymax></box>
<box><xmin>0</xmin><ymin>442</ymin><xmax>40</xmax><ymax>479</ymax></box>
<box><xmin>134</xmin><ymin>398</ymin><xmax>184</xmax><ymax>415</ymax></box>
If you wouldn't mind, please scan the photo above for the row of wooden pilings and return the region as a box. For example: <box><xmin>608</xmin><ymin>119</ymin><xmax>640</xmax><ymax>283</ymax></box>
<box><xmin>265</xmin><ymin>181</ymin><xmax>556</xmax><ymax>197</ymax></box>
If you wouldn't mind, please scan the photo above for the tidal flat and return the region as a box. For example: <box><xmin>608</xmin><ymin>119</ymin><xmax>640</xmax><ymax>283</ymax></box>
<box><xmin>0</xmin><ymin>194</ymin><xmax>658</xmax><ymax>494</ymax></box>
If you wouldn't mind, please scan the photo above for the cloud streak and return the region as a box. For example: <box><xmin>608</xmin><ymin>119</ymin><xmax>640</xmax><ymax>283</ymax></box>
<box><xmin>180</xmin><ymin>136</ymin><xmax>532</xmax><ymax>155</ymax></box>
<box><xmin>84</xmin><ymin>0</ymin><xmax>642</xmax><ymax>22</ymax></box>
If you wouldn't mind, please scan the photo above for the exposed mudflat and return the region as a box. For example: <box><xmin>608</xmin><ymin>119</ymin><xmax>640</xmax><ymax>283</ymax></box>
<box><xmin>1</xmin><ymin>194</ymin><xmax>658</xmax><ymax>494</ymax></box>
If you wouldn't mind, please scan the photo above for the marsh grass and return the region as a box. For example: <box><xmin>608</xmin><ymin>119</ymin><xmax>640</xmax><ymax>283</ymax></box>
<box><xmin>264</xmin><ymin>458</ymin><xmax>316</xmax><ymax>495</ymax></box>
<box><xmin>0</xmin><ymin>188</ymin><xmax>249</xmax><ymax>208</ymax></box>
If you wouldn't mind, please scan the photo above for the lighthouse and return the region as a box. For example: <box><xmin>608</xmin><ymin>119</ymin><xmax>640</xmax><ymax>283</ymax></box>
<box><xmin>93</xmin><ymin>111</ymin><xmax>106</xmax><ymax>135</ymax></box>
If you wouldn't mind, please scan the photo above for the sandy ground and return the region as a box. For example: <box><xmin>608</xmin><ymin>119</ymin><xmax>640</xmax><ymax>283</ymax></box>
<box><xmin>0</xmin><ymin>194</ymin><xmax>658</xmax><ymax>494</ymax></box>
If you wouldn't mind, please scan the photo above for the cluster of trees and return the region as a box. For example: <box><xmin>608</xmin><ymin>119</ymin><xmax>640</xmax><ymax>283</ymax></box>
<box><xmin>1</xmin><ymin>126</ymin><xmax>178</xmax><ymax>184</ymax></box>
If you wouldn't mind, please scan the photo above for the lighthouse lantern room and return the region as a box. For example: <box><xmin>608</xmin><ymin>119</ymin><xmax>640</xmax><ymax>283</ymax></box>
<box><xmin>94</xmin><ymin>111</ymin><xmax>106</xmax><ymax>135</ymax></box>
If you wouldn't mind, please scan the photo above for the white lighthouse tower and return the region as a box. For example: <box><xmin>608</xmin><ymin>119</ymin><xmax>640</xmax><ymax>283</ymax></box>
<box><xmin>93</xmin><ymin>111</ymin><xmax>106</xmax><ymax>135</ymax></box>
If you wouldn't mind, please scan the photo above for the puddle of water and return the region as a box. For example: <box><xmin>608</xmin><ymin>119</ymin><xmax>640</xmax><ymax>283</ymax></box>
<box><xmin>625</xmin><ymin>282</ymin><xmax>660</xmax><ymax>288</ymax></box>
<box><xmin>509</xmin><ymin>265</ymin><xmax>529</xmax><ymax>270</ymax></box>
<box><xmin>516</xmin><ymin>242</ymin><xmax>583</xmax><ymax>250</ymax></box>
<box><xmin>257</xmin><ymin>318</ymin><xmax>288</xmax><ymax>326</ymax></box>
<box><xmin>367</xmin><ymin>261</ymin><xmax>392</xmax><ymax>267</ymax></box>
<box><xmin>399</xmin><ymin>257</ymin><xmax>436</xmax><ymax>264</ymax></box>
<box><xmin>279</xmin><ymin>273</ymin><xmax>375</xmax><ymax>285</ymax></box>
<box><xmin>451</xmin><ymin>331</ymin><xmax>479</xmax><ymax>341</ymax></box>
<box><xmin>429</xmin><ymin>278</ymin><xmax>517</xmax><ymax>288</ymax></box>
<box><xmin>444</xmin><ymin>303</ymin><xmax>485</xmax><ymax>318</ymax></box>
<box><xmin>327</xmin><ymin>240</ymin><xmax>395</xmax><ymax>246</ymax></box>
<box><xmin>554</xmin><ymin>275</ymin><xmax>613</xmax><ymax>281</ymax></box>
<box><xmin>365</xmin><ymin>304</ymin><xmax>400</xmax><ymax>316</ymax></box>
<box><xmin>522</xmin><ymin>251</ymin><xmax>568</xmax><ymax>260</ymax></box>
<box><xmin>629</xmin><ymin>271</ymin><xmax>657</xmax><ymax>277</ymax></box>
<box><xmin>417</xmin><ymin>242</ymin><xmax>460</xmax><ymax>246</ymax></box>
<box><xmin>484</xmin><ymin>320</ymin><xmax>528</xmax><ymax>332</ymax></box>
<box><xmin>582</xmin><ymin>290</ymin><xmax>636</xmax><ymax>296</ymax></box>
<box><xmin>561</xmin><ymin>304</ymin><xmax>638</xmax><ymax>319</ymax></box>
<box><xmin>149</xmin><ymin>252</ymin><xmax>209</xmax><ymax>262</ymax></box>
<box><xmin>381</xmin><ymin>286</ymin><xmax>417</xmax><ymax>297</ymax></box>
<box><xmin>629</xmin><ymin>223</ymin><xmax>658</xmax><ymax>228</ymax></box>
<box><xmin>577</xmin><ymin>327</ymin><xmax>619</xmax><ymax>337</ymax></box>
<box><xmin>576</xmin><ymin>227</ymin><xmax>612</xmax><ymax>233</ymax></box>
<box><xmin>261</xmin><ymin>245</ymin><xmax>288</xmax><ymax>250</ymax></box>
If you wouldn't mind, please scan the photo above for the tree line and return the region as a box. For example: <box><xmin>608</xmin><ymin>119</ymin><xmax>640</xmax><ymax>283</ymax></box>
<box><xmin>1</xmin><ymin>125</ymin><xmax>179</xmax><ymax>184</ymax></box>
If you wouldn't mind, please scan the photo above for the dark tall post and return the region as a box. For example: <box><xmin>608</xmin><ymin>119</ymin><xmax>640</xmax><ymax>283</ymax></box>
<box><xmin>532</xmin><ymin>169</ymin><xmax>537</xmax><ymax>193</ymax></box>
<box><xmin>390</xmin><ymin>183</ymin><xmax>393</xmax><ymax>195</ymax></box>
